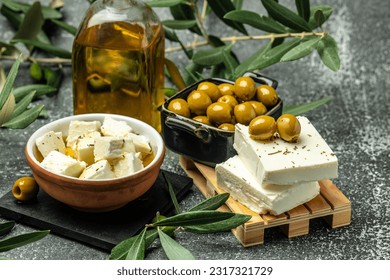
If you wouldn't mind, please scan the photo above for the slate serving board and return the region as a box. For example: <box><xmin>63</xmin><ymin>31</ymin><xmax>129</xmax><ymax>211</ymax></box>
<box><xmin>0</xmin><ymin>170</ymin><xmax>192</xmax><ymax>252</ymax></box>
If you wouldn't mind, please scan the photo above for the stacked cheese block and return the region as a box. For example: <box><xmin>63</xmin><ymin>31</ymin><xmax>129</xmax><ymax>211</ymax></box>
<box><xmin>215</xmin><ymin>116</ymin><xmax>338</xmax><ymax>216</ymax></box>
<box><xmin>36</xmin><ymin>117</ymin><xmax>151</xmax><ymax>179</ymax></box>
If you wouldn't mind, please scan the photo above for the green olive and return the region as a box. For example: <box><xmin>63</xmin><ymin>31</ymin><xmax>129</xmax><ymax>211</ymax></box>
<box><xmin>167</xmin><ymin>98</ymin><xmax>191</xmax><ymax>118</ymax></box>
<box><xmin>233</xmin><ymin>76</ymin><xmax>256</xmax><ymax>102</ymax></box>
<box><xmin>234</xmin><ymin>102</ymin><xmax>257</xmax><ymax>125</ymax></box>
<box><xmin>249</xmin><ymin>101</ymin><xmax>268</xmax><ymax>116</ymax></box>
<box><xmin>187</xmin><ymin>90</ymin><xmax>212</xmax><ymax>115</ymax></box>
<box><xmin>218</xmin><ymin>123</ymin><xmax>235</xmax><ymax>131</ymax></box>
<box><xmin>193</xmin><ymin>115</ymin><xmax>211</xmax><ymax>125</ymax></box>
<box><xmin>276</xmin><ymin>114</ymin><xmax>301</xmax><ymax>142</ymax></box>
<box><xmin>206</xmin><ymin>102</ymin><xmax>233</xmax><ymax>125</ymax></box>
<box><xmin>248</xmin><ymin>115</ymin><xmax>277</xmax><ymax>140</ymax></box>
<box><xmin>12</xmin><ymin>177</ymin><xmax>39</xmax><ymax>202</ymax></box>
<box><xmin>198</xmin><ymin>81</ymin><xmax>221</xmax><ymax>102</ymax></box>
<box><xmin>256</xmin><ymin>85</ymin><xmax>279</xmax><ymax>107</ymax></box>
<box><xmin>218</xmin><ymin>83</ymin><xmax>235</xmax><ymax>96</ymax></box>
<box><xmin>217</xmin><ymin>95</ymin><xmax>239</xmax><ymax>108</ymax></box>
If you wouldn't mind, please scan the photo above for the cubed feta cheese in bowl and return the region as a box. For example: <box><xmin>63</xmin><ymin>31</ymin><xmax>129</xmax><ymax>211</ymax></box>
<box><xmin>25</xmin><ymin>113</ymin><xmax>165</xmax><ymax>212</ymax></box>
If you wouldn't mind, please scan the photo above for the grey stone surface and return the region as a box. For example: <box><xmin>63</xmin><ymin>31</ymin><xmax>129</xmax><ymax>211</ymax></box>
<box><xmin>0</xmin><ymin>0</ymin><xmax>389</xmax><ymax>260</ymax></box>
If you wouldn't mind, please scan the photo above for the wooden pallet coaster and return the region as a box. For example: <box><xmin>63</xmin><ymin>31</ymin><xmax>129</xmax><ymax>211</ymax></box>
<box><xmin>179</xmin><ymin>156</ymin><xmax>351</xmax><ymax>247</ymax></box>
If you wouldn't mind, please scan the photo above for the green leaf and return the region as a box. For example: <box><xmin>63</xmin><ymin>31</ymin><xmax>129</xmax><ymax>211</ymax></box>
<box><xmin>109</xmin><ymin>229</ymin><xmax>158</xmax><ymax>260</ymax></box>
<box><xmin>233</xmin><ymin>0</ymin><xmax>244</xmax><ymax>9</ymax></box>
<box><xmin>308</xmin><ymin>5</ymin><xmax>333</xmax><ymax>29</ymax></box>
<box><xmin>11</xmin><ymin>90</ymin><xmax>35</xmax><ymax>118</ymax></box>
<box><xmin>184</xmin><ymin>213</ymin><xmax>251</xmax><ymax>233</ymax></box>
<box><xmin>280</xmin><ymin>37</ymin><xmax>321</xmax><ymax>62</ymax></box>
<box><xmin>164</xmin><ymin>87</ymin><xmax>177</xmax><ymax>98</ymax></box>
<box><xmin>206</xmin><ymin>0</ymin><xmax>248</xmax><ymax>35</ymax></box>
<box><xmin>151</xmin><ymin>210</ymin><xmax>235</xmax><ymax>227</ymax></box>
<box><xmin>13</xmin><ymin>1</ymin><xmax>44</xmax><ymax>43</ymax></box>
<box><xmin>0</xmin><ymin>93</ymin><xmax>15</xmax><ymax>126</ymax></box>
<box><xmin>295</xmin><ymin>0</ymin><xmax>310</xmax><ymax>22</ymax></box>
<box><xmin>169</xmin><ymin>3</ymin><xmax>202</xmax><ymax>35</ymax></box>
<box><xmin>13</xmin><ymin>84</ymin><xmax>57</xmax><ymax>102</ymax></box>
<box><xmin>0</xmin><ymin>221</ymin><xmax>15</xmax><ymax>236</ymax></box>
<box><xmin>0</xmin><ymin>64</ymin><xmax>5</xmax><ymax>91</ymax></box>
<box><xmin>183</xmin><ymin>62</ymin><xmax>203</xmax><ymax>85</ymax></box>
<box><xmin>0</xmin><ymin>0</ymin><xmax>62</xmax><ymax>19</ymax></box>
<box><xmin>0</xmin><ymin>40</ymin><xmax>20</xmax><ymax>57</ymax></box>
<box><xmin>163</xmin><ymin>27</ymin><xmax>180</xmax><ymax>42</ymax></box>
<box><xmin>314</xmin><ymin>10</ymin><xmax>325</xmax><ymax>29</ymax></box>
<box><xmin>224</xmin><ymin>10</ymin><xmax>287</xmax><ymax>33</ymax></box>
<box><xmin>125</xmin><ymin>227</ymin><xmax>147</xmax><ymax>260</ymax></box>
<box><xmin>2</xmin><ymin>104</ymin><xmax>44</xmax><ymax>129</ymax></box>
<box><xmin>158</xmin><ymin>228</ymin><xmax>195</xmax><ymax>260</ymax></box>
<box><xmin>165</xmin><ymin>58</ymin><xmax>186</xmax><ymax>90</ymax></box>
<box><xmin>147</xmin><ymin>0</ymin><xmax>185</xmax><ymax>7</ymax></box>
<box><xmin>0</xmin><ymin>230</ymin><xmax>49</xmax><ymax>252</ymax></box>
<box><xmin>261</xmin><ymin>0</ymin><xmax>311</xmax><ymax>32</ymax></box>
<box><xmin>192</xmin><ymin>45</ymin><xmax>230</xmax><ymax>66</ymax></box>
<box><xmin>283</xmin><ymin>96</ymin><xmax>333</xmax><ymax>115</ymax></box>
<box><xmin>162</xmin><ymin>171</ymin><xmax>181</xmax><ymax>214</ymax></box>
<box><xmin>162</xmin><ymin>19</ymin><xmax>197</xmax><ymax>30</ymax></box>
<box><xmin>189</xmin><ymin>193</ymin><xmax>230</xmax><ymax>212</ymax></box>
<box><xmin>50</xmin><ymin>18</ymin><xmax>77</xmax><ymax>35</ymax></box>
<box><xmin>11</xmin><ymin>39</ymin><xmax>71</xmax><ymax>58</ymax></box>
<box><xmin>0</xmin><ymin>54</ymin><xmax>21</xmax><ymax>109</ymax></box>
<box><xmin>316</xmin><ymin>35</ymin><xmax>340</xmax><ymax>71</ymax></box>
<box><xmin>222</xmin><ymin>48</ymin><xmax>238</xmax><ymax>76</ymax></box>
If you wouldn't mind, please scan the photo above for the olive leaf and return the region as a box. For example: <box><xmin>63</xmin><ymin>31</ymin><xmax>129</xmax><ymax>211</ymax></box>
<box><xmin>11</xmin><ymin>39</ymin><xmax>71</xmax><ymax>58</ymax></box>
<box><xmin>222</xmin><ymin>48</ymin><xmax>238</xmax><ymax>76</ymax></box>
<box><xmin>162</xmin><ymin>19</ymin><xmax>197</xmax><ymax>30</ymax></box>
<box><xmin>13</xmin><ymin>1</ymin><xmax>44</xmax><ymax>43</ymax></box>
<box><xmin>158</xmin><ymin>228</ymin><xmax>195</xmax><ymax>260</ymax></box>
<box><xmin>283</xmin><ymin>96</ymin><xmax>333</xmax><ymax>115</ymax></box>
<box><xmin>224</xmin><ymin>10</ymin><xmax>287</xmax><ymax>33</ymax></box>
<box><xmin>125</xmin><ymin>227</ymin><xmax>147</xmax><ymax>260</ymax></box>
<box><xmin>206</xmin><ymin>0</ymin><xmax>248</xmax><ymax>35</ymax></box>
<box><xmin>233</xmin><ymin>0</ymin><xmax>244</xmax><ymax>10</ymax></box>
<box><xmin>184</xmin><ymin>214</ymin><xmax>251</xmax><ymax>234</ymax></box>
<box><xmin>261</xmin><ymin>0</ymin><xmax>311</xmax><ymax>32</ymax></box>
<box><xmin>308</xmin><ymin>5</ymin><xmax>333</xmax><ymax>29</ymax></box>
<box><xmin>295</xmin><ymin>0</ymin><xmax>311</xmax><ymax>22</ymax></box>
<box><xmin>151</xmin><ymin>210</ymin><xmax>236</xmax><ymax>227</ymax></box>
<box><xmin>147</xmin><ymin>0</ymin><xmax>186</xmax><ymax>7</ymax></box>
<box><xmin>316</xmin><ymin>35</ymin><xmax>340</xmax><ymax>71</ymax></box>
<box><xmin>0</xmin><ymin>40</ymin><xmax>20</xmax><ymax>57</ymax></box>
<box><xmin>189</xmin><ymin>193</ymin><xmax>230</xmax><ymax>212</ymax></box>
<box><xmin>0</xmin><ymin>54</ymin><xmax>21</xmax><ymax>109</ymax></box>
<box><xmin>169</xmin><ymin>3</ymin><xmax>202</xmax><ymax>35</ymax></box>
<box><xmin>280</xmin><ymin>36</ymin><xmax>322</xmax><ymax>62</ymax></box>
<box><xmin>0</xmin><ymin>93</ymin><xmax>15</xmax><ymax>126</ymax></box>
<box><xmin>314</xmin><ymin>10</ymin><xmax>326</xmax><ymax>30</ymax></box>
<box><xmin>0</xmin><ymin>221</ymin><xmax>15</xmax><ymax>236</ymax></box>
<box><xmin>164</xmin><ymin>87</ymin><xmax>177</xmax><ymax>97</ymax></box>
<box><xmin>0</xmin><ymin>63</ymin><xmax>6</xmax><ymax>91</ymax></box>
<box><xmin>2</xmin><ymin>104</ymin><xmax>45</xmax><ymax>129</ymax></box>
<box><xmin>13</xmin><ymin>84</ymin><xmax>57</xmax><ymax>102</ymax></box>
<box><xmin>50</xmin><ymin>19</ymin><xmax>77</xmax><ymax>35</ymax></box>
<box><xmin>0</xmin><ymin>0</ymin><xmax>62</xmax><ymax>19</ymax></box>
<box><xmin>11</xmin><ymin>90</ymin><xmax>36</xmax><ymax>118</ymax></box>
<box><xmin>165</xmin><ymin>58</ymin><xmax>186</xmax><ymax>90</ymax></box>
<box><xmin>0</xmin><ymin>230</ymin><xmax>50</xmax><ymax>252</ymax></box>
<box><xmin>163</xmin><ymin>171</ymin><xmax>182</xmax><ymax>214</ymax></box>
<box><xmin>192</xmin><ymin>45</ymin><xmax>232</xmax><ymax>66</ymax></box>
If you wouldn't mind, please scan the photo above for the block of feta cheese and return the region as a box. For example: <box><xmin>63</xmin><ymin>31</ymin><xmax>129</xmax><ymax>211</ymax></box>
<box><xmin>66</xmin><ymin>120</ymin><xmax>101</xmax><ymax>148</ymax></box>
<box><xmin>215</xmin><ymin>156</ymin><xmax>320</xmax><ymax>215</ymax></box>
<box><xmin>79</xmin><ymin>160</ymin><xmax>115</xmax><ymax>180</ymax></box>
<box><xmin>126</xmin><ymin>132</ymin><xmax>151</xmax><ymax>154</ymax></box>
<box><xmin>234</xmin><ymin>116</ymin><xmax>338</xmax><ymax>185</ymax></box>
<box><xmin>101</xmin><ymin>117</ymin><xmax>133</xmax><ymax>138</ymax></box>
<box><xmin>41</xmin><ymin>150</ymin><xmax>86</xmax><ymax>177</ymax></box>
<box><xmin>113</xmin><ymin>152</ymin><xmax>144</xmax><ymax>178</ymax></box>
<box><xmin>35</xmin><ymin>131</ymin><xmax>66</xmax><ymax>157</ymax></box>
<box><xmin>75</xmin><ymin>137</ymin><xmax>95</xmax><ymax>166</ymax></box>
<box><xmin>94</xmin><ymin>137</ymin><xmax>135</xmax><ymax>161</ymax></box>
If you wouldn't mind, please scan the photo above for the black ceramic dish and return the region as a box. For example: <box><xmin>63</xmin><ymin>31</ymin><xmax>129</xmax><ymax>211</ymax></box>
<box><xmin>161</xmin><ymin>72</ymin><xmax>283</xmax><ymax>166</ymax></box>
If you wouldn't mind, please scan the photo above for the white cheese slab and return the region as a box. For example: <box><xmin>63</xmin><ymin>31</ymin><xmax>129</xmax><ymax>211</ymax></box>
<box><xmin>41</xmin><ymin>151</ymin><xmax>86</xmax><ymax>178</ymax></box>
<box><xmin>126</xmin><ymin>132</ymin><xmax>151</xmax><ymax>154</ymax></box>
<box><xmin>101</xmin><ymin>117</ymin><xmax>133</xmax><ymax>138</ymax></box>
<box><xmin>113</xmin><ymin>152</ymin><xmax>144</xmax><ymax>178</ymax></box>
<box><xmin>234</xmin><ymin>116</ymin><xmax>338</xmax><ymax>185</ymax></box>
<box><xmin>35</xmin><ymin>131</ymin><xmax>66</xmax><ymax>158</ymax></box>
<box><xmin>216</xmin><ymin>156</ymin><xmax>320</xmax><ymax>215</ymax></box>
<box><xmin>79</xmin><ymin>160</ymin><xmax>115</xmax><ymax>180</ymax></box>
<box><xmin>75</xmin><ymin>137</ymin><xmax>95</xmax><ymax>166</ymax></box>
<box><xmin>94</xmin><ymin>137</ymin><xmax>134</xmax><ymax>161</ymax></box>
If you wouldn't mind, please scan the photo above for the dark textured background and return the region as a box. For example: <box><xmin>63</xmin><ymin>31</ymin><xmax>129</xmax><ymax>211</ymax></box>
<box><xmin>0</xmin><ymin>0</ymin><xmax>389</xmax><ymax>260</ymax></box>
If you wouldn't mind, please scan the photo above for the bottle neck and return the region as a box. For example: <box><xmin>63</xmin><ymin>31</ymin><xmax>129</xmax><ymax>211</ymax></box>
<box><xmin>102</xmin><ymin>0</ymin><xmax>136</xmax><ymax>8</ymax></box>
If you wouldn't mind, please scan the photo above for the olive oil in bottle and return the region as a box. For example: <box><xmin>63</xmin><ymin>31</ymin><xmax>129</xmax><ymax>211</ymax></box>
<box><xmin>72</xmin><ymin>0</ymin><xmax>165</xmax><ymax>131</ymax></box>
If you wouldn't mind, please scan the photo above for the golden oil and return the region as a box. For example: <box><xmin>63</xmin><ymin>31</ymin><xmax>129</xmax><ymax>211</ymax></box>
<box><xmin>72</xmin><ymin>1</ymin><xmax>165</xmax><ymax>131</ymax></box>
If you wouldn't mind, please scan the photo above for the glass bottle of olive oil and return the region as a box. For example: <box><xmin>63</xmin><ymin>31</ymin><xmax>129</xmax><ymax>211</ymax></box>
<box><xmin>72</xmin><ymin>0</ymin><xmax>165</xmax><ymax>131</ymax></box>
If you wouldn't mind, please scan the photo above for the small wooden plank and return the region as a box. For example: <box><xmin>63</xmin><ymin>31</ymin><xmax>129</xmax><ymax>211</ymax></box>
<box><xmin>280</xmin><ymin>220</ymin><xmax>310</xmax><ymax>238</ymax></box>
<box><xmin>319</xmin><ymin>180</ymin><xmax>350</xmax><ymax>210</ymax></box>
<box><xmin>262</xmin><ymin>213</ymin><xmax>288</xmax><ymax>225</ymax></box>
<box><xmin>305</xmin><ymin>194</ymin><xmax>332</xmax><ymax>215</ymax></box>
<box><xmin>286</xmin><ymin>204</ymin><xmax>310</xmax><ymax>219</ymax></box>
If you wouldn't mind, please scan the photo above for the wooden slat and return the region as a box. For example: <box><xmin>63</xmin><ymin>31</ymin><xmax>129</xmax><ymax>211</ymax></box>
<box><xmin>319</xmin><ymin>180</ymin><xmax>350</xmax><ymax>210</ymax></box>
<box><xmin>305</xmin><ymin>194</ymin><xmax>332</xmax><ymax>214</ymax></box>
<box><xmin>286</xmin><ymin>204</ymin><xmax>310</xmax><ymax>219</ymax></box>
<box><xmin>261</xmin><ymin>213</ymin><xmax>288</xmax><ymax>225</ymax></box>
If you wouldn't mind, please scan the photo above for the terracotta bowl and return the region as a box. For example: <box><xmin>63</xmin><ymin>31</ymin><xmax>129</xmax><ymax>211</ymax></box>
<box><xmin>25</xmin><ymin>113</ymin><xmax>165</xmax><ymax>212</ymax></box>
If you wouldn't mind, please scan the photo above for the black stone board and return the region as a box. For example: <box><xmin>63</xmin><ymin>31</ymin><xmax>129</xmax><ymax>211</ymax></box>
<box><xmin>0</xmin><ymin>170</ymin><xmax>192</xmax><ymax>252</ymax></box>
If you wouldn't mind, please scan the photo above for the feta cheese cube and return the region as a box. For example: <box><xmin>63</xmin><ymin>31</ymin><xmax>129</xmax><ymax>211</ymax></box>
<box><xmin>216</xmin><ymin>156</ymin><xmax>320</xmax><ymax>215</ymax></box>
<box><xmin>234</xmin><ymin>116</ymin><xmax>338</xmax><ymax>185</ymax></box>
<box><xmin>75</xmin><ymin>137</ymin><xmax>95</xmax><ymax>166</ymax></box>
<box><xmin>79</xmin><ymin>160</ymin><xmax>115</xmax><ymax>180</ymax></box>
<box><xmin>126</xmin><ymin>132</ymin><xmax>151</xmax><ymax>154</ymax></box>
<box><xmin>101</xmin><ymin>117</ymin><xmax>133</xmax><ymax>138</ymax></box>
<box><xmin>41</xmin><ymin>151</ymin><xmax>86</xmax><ymax>177</ymax></box>
<box><xmin>113</xmin><ymin>152</ymin><xmax>144</xmax><ymax>178</ymax></box>
<box><xmin>35</xmin><ymin>131</ymin><xmax>66</xmax><ymax>158</ymax></box>
<box><xmin>66</xmin><ymin>120</ymin><xmax>101</xmax><ymax>148</ymax></box>
<box><xmin>94</xmin><ymin>137</ymin><xmax>134</xmax><ymax>161</ymax></box>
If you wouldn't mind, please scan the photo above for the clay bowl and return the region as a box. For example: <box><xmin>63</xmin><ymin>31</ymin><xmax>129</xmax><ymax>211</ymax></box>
<box><xmin>25</xmin><ymin>113</ymin><xmax>165</xmax><ymax>212</ymax></box>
